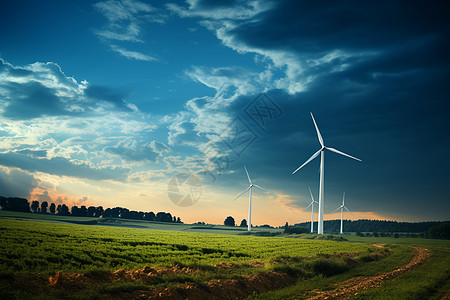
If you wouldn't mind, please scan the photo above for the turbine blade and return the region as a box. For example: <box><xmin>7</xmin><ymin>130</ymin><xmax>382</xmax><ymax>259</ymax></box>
<box><xmin>253</xmin><ymin>184</ymin><xmax>267</xmax><ymax>191</ymax></box>
<box><xmin>292</xmin><ymin>149</ymin><xmax>322</xmax><ymax>174</ymax></box>
<box><xmin>344</xmin><ymin>206</ymin><xmax>356</xmax><ymax>218</ymax></box>
<box><xmin>304</xmin><ymin>202</ymin><xmax>313</xmax><ymax>211</ymax></box>
<box><xmin>234</xmin><ymin>186</ymin><xmax>250</xmax><ymax>201</ymax></box>
<box><xmin>310</xmin><ymin>112</ymin><xmax>324</xmax><ymax>147</ymax></box>
<box><xmin>342</xmin><ymin>191</ymin><xmax>346</xmax><ymax>205</ymax></box>
<box><xmin>244</xmin><ymin>165</ymin><xmax>252</xmax><ymax>184</ymax></box>
<box><xmin>326</xmin><ymin>147</ymin><xmax>362</xmax><ymax>162</ymax></box>
<box><xmin>331</xmin><ymin>206</ymin><xmax>342</xmax><ymax>214</ymax></box>
<box><xmin>308</xmin><ymin>187</ymin><xmax>315</xmax><ymax>203</ymax></box>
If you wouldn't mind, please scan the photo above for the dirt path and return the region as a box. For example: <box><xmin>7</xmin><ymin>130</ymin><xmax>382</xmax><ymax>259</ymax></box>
<box><xmin>306</xmin><ymin>246</ymin><xmax>430</xmax><ymax>300</ymax></box>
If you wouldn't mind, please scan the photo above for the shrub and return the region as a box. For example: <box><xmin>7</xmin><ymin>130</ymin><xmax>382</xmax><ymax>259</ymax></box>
<box><xmin>310</xmin><ymin>258</ymin><xmax>349</xmax><ymax>277</ymax></box>
<box><xmin>284</xmin><ymin>226</ymin><xmax>308</xmax><ymax>234</ymax></box>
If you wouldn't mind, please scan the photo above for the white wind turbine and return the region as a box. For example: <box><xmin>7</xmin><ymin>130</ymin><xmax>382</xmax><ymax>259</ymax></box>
<box><xmin>331</xmin><ymin>192</ymin><xmax>355</xmax><ymax>234</ymax></box>
<box><xmin>234</xmin><ymin>165</ymin><xmax>266</xmax><ymax>232</ymax></box>
<box><xmin>292</xmin><ymin>113</ymin><xmax>361</xmax><ymax>234</ymax></box>
<box><xmin>305</xmin><ymin>187</ymin><xmax>318</xmax><ymax>233</ymax></box>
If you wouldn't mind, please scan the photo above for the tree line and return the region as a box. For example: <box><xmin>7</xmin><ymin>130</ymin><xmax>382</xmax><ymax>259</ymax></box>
<box><xmin>0</xmin><ymin>196</ymin><xmax>182</xmax><ymax>223</ymax></box>
<box><xmin>295</xmin><ymin>219</ymin><xmax>450</xmax><ymax>239</ymax></box>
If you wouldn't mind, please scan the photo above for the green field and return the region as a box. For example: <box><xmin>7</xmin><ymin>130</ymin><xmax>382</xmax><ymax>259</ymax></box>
<box><xmin>0</xmin><ymin>212</ymin><xmax>449</xmax><ymax>299</ymax></box>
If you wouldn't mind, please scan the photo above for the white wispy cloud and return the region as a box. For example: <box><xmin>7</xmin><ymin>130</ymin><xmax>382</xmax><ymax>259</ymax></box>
<box><xmin>110</xmin><ymin>45</ymin><xmax>157</xmax><ymax>61</ymax></box>
<box><xmin>0</xmin><ymin>59</ymin><xmax>161</xmax><ymax>183</ymax></box>
<box><xmin>94</xmin><ymin>0</ymin><xmax>164</xmax><ymax>61</ymax></box>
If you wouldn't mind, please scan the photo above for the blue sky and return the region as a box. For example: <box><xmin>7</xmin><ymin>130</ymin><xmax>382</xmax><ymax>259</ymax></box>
<box><xmin>0</xmin><ymin>0</ymin><xmax>448</xmax><ymax>226</ymax></box>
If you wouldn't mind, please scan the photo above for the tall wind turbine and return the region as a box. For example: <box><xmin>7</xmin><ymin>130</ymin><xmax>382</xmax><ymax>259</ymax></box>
<box><xmin>305</xmin><ymin>187</ymin><xmax>318</xmax><ymax>233</ymax></box>
<box><xmin>234</xmin><ymin>165</ymin><xmax>265</xmax><ymax>232</ymax></box>
<box><xmin>292</xmin><ymin>113</ymin><xmax>361</xmax><ymax>234</ymax></box>
<box><xmin>331</xmin><ymin>192</ymin><xmax>355</xmax><ymax>234</ymax></box>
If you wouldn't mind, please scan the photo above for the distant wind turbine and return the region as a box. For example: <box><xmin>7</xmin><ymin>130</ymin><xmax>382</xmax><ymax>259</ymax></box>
<box><xmin>292</xmin><ymin>113</ymin><xmax>361</xmax><ymax>234</ymax></box>
<box><xmin>234</xmin><ymin>165</ymin><xmax>266</xmax><ymax>232</ymax></box>
<box><xmin>305</xmin><ymin>187</ymin><xmax>318</xmax><ymax>233</ymax></box>
<box><xmin>331</xmin><ymin>192</ymin><xmax>355</xmax><ymax>234</ymax></box>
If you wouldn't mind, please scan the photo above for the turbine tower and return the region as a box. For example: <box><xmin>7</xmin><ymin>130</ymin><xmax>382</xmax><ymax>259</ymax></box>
<box><xmin>305</xmin><ymin>187</ymin><xmax>318</xmax><ymax>233</ymax></box>
<box><xmin>331</xmin><ymin>192</ymin><xmax>355</xmax><ymax>234</ymax></box>
<box><xmin>234</xmin><ymin>165</ymin><xmax>266</xmax><ymax>232</ymax></box>
<box><xmin>292</xmin><ymin>113</ymin><xmax>361</xmax><ymax>234</ymax></box>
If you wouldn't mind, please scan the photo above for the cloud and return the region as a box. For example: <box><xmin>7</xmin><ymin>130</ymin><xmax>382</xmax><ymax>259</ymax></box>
<box><xmin>0</xmin><ymin>151</ymin><xmax>128</xmax><ymax>181</ymax></box>
<box><xmin>110</xmin><ymin>45</ymin><xmax>157</xmax><ymax>61</ymax></box>
<box><xmin>104</xmin><ymin>140</ymin><xmax>169</xmax><ymax>162</ymax></box>
<box><xmin>171</xmin><ymin>1</ymin><xmax>449</xmax><ymax>96</ymax></box>
<box><xmin>270</xmin><ymin>193</ymin><xmax>303</xmax><ymax>212</ymax></box>
<box><xmin>167</xmin><ymin>0</ymin><xmax>272</xmax><ymax>20</ymax></box>
<box><xmin>0</xmin><ymin>59</ymin><xmax>135</xmax><ymax>120</ymax></box>
<box><xmin>94</xmin><ymin>0</ymin><xmax>155</xmax><ymax>42</ymax></box>
<box><xmin>94</xmin><ymin>0</ymin><xmax>164</xmax><ymax>61</ymax></box>
<box><xmin>84</xmin><ymin>84</ymin><xmax>132</xmax><ymax>111</ymax></box>
<box><xmin>0</xmin><ymin>167</ymin><xmax>37</xmax><ymax>198</ymax></box>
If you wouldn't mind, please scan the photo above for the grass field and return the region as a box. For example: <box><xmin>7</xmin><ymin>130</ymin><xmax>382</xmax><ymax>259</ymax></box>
<box><xmin>0</xmin><ymin>212</ymin><xmax>449</xmax><ymax>299</ymax></box>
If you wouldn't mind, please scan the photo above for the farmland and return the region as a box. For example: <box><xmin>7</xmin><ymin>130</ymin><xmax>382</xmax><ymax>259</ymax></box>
<box><xmin>0</xmin><ymin>214</ymin><xmax>449</xmax><ymax>299</ymax></box>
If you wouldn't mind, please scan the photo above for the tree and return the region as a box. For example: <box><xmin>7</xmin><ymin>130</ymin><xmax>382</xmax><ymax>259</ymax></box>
<box><xmin>156</xmin><ymin>212</ymin><xmax>172</xmax><ymax>222</ymax></box>
<box><xmin>94</xmin><ymin>206</ymin><xmax>104</xmax><ymax>217</ymax></box>
<box><xmin>41</xmin><ymin>201</ymin><xmax>48</xmax><ymax>214</ymax></box>
<box><xmin>428</xmin><ymin>222</ymin><xmax>450</xmax><ymax>239</ymax></box>
<box><xmin>239</xmin><ymin>219</ymin><xmax>247</xmax><ymax>227</ymax></box>
<box><xmin>31</xmin><ymin>200</ymin><xmax>39</xmax><ymax>213</ymax></box>
<box><xmin>176</xmin><ymin>217</ymin><xmax>182</xmax><ymax>223</ymax></box>
<box><xmin>59</xmin><ymin>204</ymin><xmax>70</xmax><ymax>216</ymax></box>
<box><xmin>79</xmin><ymin>205</ymin><xmax>87</xmax><ymax>217</ymax></box>
<box><xmin>144</xmin><ymin>211</ymin><xmax>155</xmax><ymax>221</ymax></box>
<box><xmin>0</xmin><ymin>197</ymin><xmax>30</xmax><ymax>212</ymax></box>
<box><xmin>103</xmin><ymin>208</ymin><xmax>112</xmax><ymax>218</ymax></box>
<box><xmin>224</xmin><ymin>216</ymin><xmax>235</xmax><ymax>226</ymax></box>
<box><xmin>0</xmin><ymin>197</ymin><xmax>6</xmax><ymax>209</ymax></box>
<box><xmin>49</xmin><ymin>203</ymin><xmax>56</xmax><ymax>215</ymax></box>
<box><xmin>56</xmin><ymin>204</ymin><xmax>62</xmax><ymax>215</ymax></box>
<box><xmin>87</xmin><ymin>206</ymin><xmax>96</xmax><ymax>217</ymax></box>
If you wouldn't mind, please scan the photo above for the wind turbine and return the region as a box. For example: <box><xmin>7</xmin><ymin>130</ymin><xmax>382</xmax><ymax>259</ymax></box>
<box><xmin>234</xmin><ymin>165</ymin><xmax>265</xmax><ymax>232</ymax></box>
<box><xmin>305</xmin><ymin>187</ymin><xmax>318</xmax><ymax>233</ymax></box>
<box><xmin>331</xmin><ymin>192</ymin><xmax>355</xmax><ymax>234</ymax></box>
<box><xmin>292</xmin><ymin>113</ymin><xmax>361</xmax><ymax>234</ymax></box>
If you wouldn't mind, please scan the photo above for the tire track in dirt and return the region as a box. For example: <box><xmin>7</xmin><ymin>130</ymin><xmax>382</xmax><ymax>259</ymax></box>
<box><xmin>306</xmin><ymin>246</ymin><xmax>430</xmax><ymax>300</ymax></box>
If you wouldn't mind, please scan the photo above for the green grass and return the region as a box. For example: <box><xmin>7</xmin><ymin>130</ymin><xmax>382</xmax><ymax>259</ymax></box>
<box><xmin>0</xmin><ymin>218</ymin><xmax>384</xmax><ymax>299</ymax></box>
<box><xmin>253</xmin><ymin>238</ymin><xmax>450</xmax><ymax>300</ymax></box>
<box><xmin>351</xmin><ymin>245</ymin><xmax>450</xmax><ymax>299</ymax></box>
<box><xmin>0</xmin><ymin>210</ymin><xmax>282</xmax><ymax>235</ymax></box>
<box><xmin>0</xmin><ymin>219</ymin><xmax>373</xmax><ymax>274</ymax></box>
<box><xmin>1</xmin><ymin>213</ymin><xmax>448</xmax><ymax>300</ymax></box>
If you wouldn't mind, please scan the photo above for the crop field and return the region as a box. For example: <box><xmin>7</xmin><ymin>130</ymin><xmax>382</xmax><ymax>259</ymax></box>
<box><xmin>0</xmin><ymin>216</ymin><xmax>448</xmax><ymax>299</ymax></box>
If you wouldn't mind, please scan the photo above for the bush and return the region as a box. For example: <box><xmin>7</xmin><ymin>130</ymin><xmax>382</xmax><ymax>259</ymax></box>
<box><xmin>310</xmin><ymin>258</ymin><xmax>349</xmax><ymax>277</ymax></box>
<box><xmin>284</xmin><ymin>226</ymin><xmax>308</xmax><ymax>234</ymax></box>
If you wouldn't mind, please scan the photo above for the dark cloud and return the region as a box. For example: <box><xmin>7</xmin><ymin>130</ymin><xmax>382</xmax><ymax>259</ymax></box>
<box><xmin>0</xmin><ymin>152</ymin><xmax>128</xmax><ymax>181</ymax></box>
<box><xmin>0</xmin><ymin>59</ymin><xmax>134</xmax><ymax>120</ymax></box>
<box><xmin>2</xmin><ymin>81</ymin><xmax>69</xmax><ymax>120</ymax></box>
<box><xmin>84</xmin><ymin>85</ymin><xmax>131</xmax><ymax>111</ymax></box>
<box><xmin>0</xmin><ymin>167</ymin><xmax>37</xmax><ymax>198</ymax></box>
<box><xmin>230</xmin><ymin>1</ymin><xmax>449</xmax><ymax>54</ymax></box>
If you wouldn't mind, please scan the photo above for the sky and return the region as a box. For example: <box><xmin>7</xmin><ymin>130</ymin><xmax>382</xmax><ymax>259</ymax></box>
<box><xmin>0</xmin><ymin>0</ymin><xmax>449</xmax><ymax>226</ymax></box>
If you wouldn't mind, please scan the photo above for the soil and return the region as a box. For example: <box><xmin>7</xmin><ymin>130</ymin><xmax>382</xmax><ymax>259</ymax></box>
<box><xmin>0</xmin><ymin>246</ymin><xmax>433</xmax><ymax>299</ymax></box>
<box><xmin>305</xmin><ymin>246</ymin><xmax>431</xmax><ymax>300</ymax></box>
